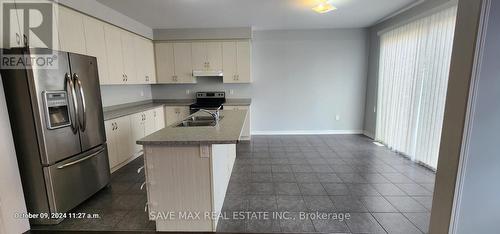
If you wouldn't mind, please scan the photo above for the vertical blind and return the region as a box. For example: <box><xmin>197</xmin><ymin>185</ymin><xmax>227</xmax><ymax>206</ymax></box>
<box><xmin>376</xmin><ymin>6</ymin><xmax>457</xmax><ymax>169</ymax></box>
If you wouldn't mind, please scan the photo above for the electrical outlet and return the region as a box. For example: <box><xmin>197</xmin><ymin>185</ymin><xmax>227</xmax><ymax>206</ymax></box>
<box><xmin>230</xmin><ymin>89</ymin><xmax>234</xmax><ymax>95</ymax></box>
<box><xmin>140</xmin><ymin>91</ymin><xmax>144</xmax><ymax>97</ymax></box>
<box><xmin>335</xmin><ymin>115</ymin><xmax>340</xmax><ymax>121</ymax></box>
<box><xmin>186</xmin><ymin>89</ymin><xmax>190</xmax><ymax>94</ymax></box>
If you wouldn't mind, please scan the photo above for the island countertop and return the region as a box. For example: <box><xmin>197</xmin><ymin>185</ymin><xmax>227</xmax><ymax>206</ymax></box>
<box><xmin>136</xmin><ymin>109</ymin><xmax>248</xmax><ymax>145</ymax></box>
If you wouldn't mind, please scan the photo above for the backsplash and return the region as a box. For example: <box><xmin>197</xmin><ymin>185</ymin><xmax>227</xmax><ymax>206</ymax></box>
<box><xmin>151</xmin><ymin>77</ymin><xmax>252</xmax><ymax>99</ymax></box>
<box><xmin>100</xmin><ymin>85</ymin><xmax>153</xmax><ymax>107</ymax></box>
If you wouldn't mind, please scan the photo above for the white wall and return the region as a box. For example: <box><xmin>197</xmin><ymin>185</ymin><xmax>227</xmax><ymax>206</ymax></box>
<box><xmin>453</xmin><ymin>0</ymin><xmax>500</xmax><ymax>232</ymax></box>
<box><xmin>152</xmin><ymin>29</ymin><xmax>369</xmax><ymax>134</ymax></box>
<box><xmin>0</xmin><ymin>75</ymin><xmax>30</xmax><ymax>234</ymax></box>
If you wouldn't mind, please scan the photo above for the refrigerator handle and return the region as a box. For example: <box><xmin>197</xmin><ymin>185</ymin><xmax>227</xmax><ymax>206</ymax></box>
<box><xmin>65</xmin><ymin>73</ymin><xmax>79</xmax><ymax>133</ymax></box>
<box><xmin>56</xmin><ymin>147</ymin><xmax>106</xmax><ymax>169</ymax></box>
<box><xmin>73</xmin><ymin>73</ymin><xmax>87</xmax><ymax>131</ymax></box>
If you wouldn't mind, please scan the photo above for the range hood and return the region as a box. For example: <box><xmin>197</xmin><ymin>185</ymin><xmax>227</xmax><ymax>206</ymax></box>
<box><xmin>192</xmin><ymin>70</ymin><xmax>223</xmax><ymax>77</ymax></box>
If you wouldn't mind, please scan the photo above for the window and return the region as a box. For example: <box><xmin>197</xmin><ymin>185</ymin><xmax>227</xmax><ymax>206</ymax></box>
<box><xmin>376</xmin><ymin>6</ymin><xmax>457</xmax><ymax>169</ymax></box>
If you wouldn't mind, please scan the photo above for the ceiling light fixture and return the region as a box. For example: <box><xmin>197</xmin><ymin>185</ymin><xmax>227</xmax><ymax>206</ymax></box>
<box><xmin>312</xmin><ymin>1</ymin><xmax>336</xmax><ymax>14</ymax></box>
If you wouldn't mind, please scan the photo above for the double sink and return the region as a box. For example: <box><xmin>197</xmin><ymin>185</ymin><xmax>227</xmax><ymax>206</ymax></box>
<box><xmin>175</xmin><ymin>115</ymin><xmax>224</xmax><ymax>127</ymax></box>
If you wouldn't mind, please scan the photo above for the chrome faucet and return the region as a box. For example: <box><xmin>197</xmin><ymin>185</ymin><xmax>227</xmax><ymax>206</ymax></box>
<box><xmin>199</xmin><ymin>106</ymin><xmax>221</xmax><ymax>123</ymax></box>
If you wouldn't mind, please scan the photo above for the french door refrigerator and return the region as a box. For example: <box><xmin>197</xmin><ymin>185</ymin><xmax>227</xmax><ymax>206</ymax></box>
<box><xmin>1</xmin><ymin>48</ymin><xmax>110</xmax><ymax>225</ymax></box>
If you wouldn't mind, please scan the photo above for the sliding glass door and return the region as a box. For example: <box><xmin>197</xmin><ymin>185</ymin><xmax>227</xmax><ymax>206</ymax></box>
<box><xmin>376</xmin><ymin>6</ymin><xmax>457</xmax><ymax>169</ymax></box>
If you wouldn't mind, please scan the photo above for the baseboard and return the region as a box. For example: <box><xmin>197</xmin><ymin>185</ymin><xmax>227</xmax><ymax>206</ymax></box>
<box><xmin>363</xmin><ymin>131</ymin><xmax>375</xmax><ymax>139</ymax></box>
<box><xmin>251</xmin><ymin>130</ymin><xmax>363</xmax><ymax>135</ymax></box>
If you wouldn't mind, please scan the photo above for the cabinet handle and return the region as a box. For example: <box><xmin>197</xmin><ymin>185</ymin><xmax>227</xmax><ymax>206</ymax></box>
<box><xmin>115</xmin><ymin>122</ymin><xmax>118</xmax><ymax>130</ymax></box>
<box><xmin>22</xmin><ymin>34</ymin><xmax>28</xmax><ymax>47</ymax></box>
<box><xmin>137</xmin><ymin>166</ymin><xmax>144</xmax><ymax>174</ymax></box>
<box><xmin>15</xmin><ymin>33</ymin><xmax>20</xmax><ymax>45</ymax></box>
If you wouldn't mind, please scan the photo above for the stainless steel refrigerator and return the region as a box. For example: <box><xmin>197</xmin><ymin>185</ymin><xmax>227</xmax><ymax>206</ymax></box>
<box><xmin>1</xmin><ymin>48</ymin><xmax>110</xmax><ymax>225</ymax></box>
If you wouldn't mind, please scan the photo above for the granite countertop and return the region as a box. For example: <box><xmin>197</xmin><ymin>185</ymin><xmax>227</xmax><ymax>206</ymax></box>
<box><xmin>137</xmin><ymin>109</ymin><xmax>248</xmax><ymax>145</ymax></box>
<box><xmin>103</xmin><ymin>99</ymin><xmax>251</xmax><ymax>121</ymax></box>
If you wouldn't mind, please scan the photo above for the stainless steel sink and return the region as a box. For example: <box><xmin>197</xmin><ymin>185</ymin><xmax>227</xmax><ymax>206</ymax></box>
<box><xmin>188</xmin><ymin>115</ymin><xmax>224</xmax><ymax>121</ymax></box>
<box><xmin>176</xmin><ymin>120</ymin><xmax>217</xmax><ymax>127</ymax></box>
<box><xmin>175</xmin><ymin>115</ymin><xmax>224</xmax><ymax>127</ymax></box>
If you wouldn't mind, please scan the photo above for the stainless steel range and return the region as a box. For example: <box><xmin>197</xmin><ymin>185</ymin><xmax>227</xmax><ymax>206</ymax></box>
<box><xmin>1</xmin><ymin>48</ymin><xmax>110</xmax><ymax>225</ymax></box>
<box><xmin>189</xmin><ymin>91</ymin><xmax>226</xmax><ymax>114</ymax></box>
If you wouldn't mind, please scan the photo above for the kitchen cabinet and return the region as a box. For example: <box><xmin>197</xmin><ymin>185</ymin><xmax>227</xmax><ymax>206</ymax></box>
<box><xmin>192</xmin><ymin>42</ymin><xmax>222</xmax><ymax>71</ymax></box>
<box><xmin>121</xmin><ymin>31</ymin><xmax>137</xmax><ymax>84</ymax></box>
<box><xmin>106</xmin><ymin>107</ymin><xmax>166</xmax><ymax>172</ymax></box>
<box><xmin>222</xmin><ymin>41</ymin><xmax>252</xmax><ymax>83</ymax></box>
<box><xmin>164</xmin><ymin>106</ymin><xmax>190</xmax><ymax>126</ymax></box>
<box><xmin>130</xmin><ymin>112</ymin><xmax>147</xmax><ymax>155</ymax></box>
<box><xmin>153</xmin><ymin>107</ymin><xmax>166</xmax><ymax>130</ymax></box>
<box><xmin>83</xmin><ymin>16</ymin><xmax>109</xmax><ymax>84</ymax></box>
<box><xmin>105</xmin><ymin>115</ymin><xmax>132</xmax><ymax>171</ymax></box>
<box><xmin>135</xmin><ymin>37</ymin><xmax>156</xmax><ymax>84</ymax></box>
<box><xmin>144</xmin><ymin>109</ymin><xmax>156</xmax><ymax>136</ymax></box>
<box><xmin>58</xmin><ymin>6</ymin><xmax>86</xmax><ymax>54</ymax></box>
<box><xmin>155</xmin><ymin>42</ymin><xmax>195</xmax><ymax>84</ymax></box>
<box><xmin>224</xmin><ymin>105</ymin><xmax>251</xmax><ymax>140</ymax></box>
<box><xmin>104</xmin><ymin>24</ymin><xmax>126</xmax><ymax>84</ymax></box>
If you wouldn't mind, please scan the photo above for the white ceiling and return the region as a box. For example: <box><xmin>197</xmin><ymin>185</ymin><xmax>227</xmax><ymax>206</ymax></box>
<box><xmin>97</xmin><ymin>0</ymin><xmax>418</xmax><ymax>30</ymax></box>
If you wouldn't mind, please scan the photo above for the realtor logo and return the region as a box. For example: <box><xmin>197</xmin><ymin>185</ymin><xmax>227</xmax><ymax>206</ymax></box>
<box><xmin>1</xmin><ymin>0</ymin><xmax>55</xmax><ymax>51</ymax></box>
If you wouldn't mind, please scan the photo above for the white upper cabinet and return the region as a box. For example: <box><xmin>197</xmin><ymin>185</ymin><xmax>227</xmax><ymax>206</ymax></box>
<box><xmin>104</xmin><ymin>24</ymin><xmax>125</xmax><ymax>84</ymax></box>
<box><xmin>154</xmin><ymin>42</ymin><xmax>194</xmax><ymax>84</ymax></box>
<box><xmin>121</xmin><ymin>31</ymin><xmax>137</xmax><ymax>84</ymax></box>
<box><xmin>192</xmin><ymin>42</ymin><xmax>222</xmax><ymax>71</ymax></box>
<box><xmin>83</xmin><ymin>16</ymin><xmax>109</xmax><ymax>84</ymax></box>
<box><xmin>174</xmin><ymin>43</ymin><xmax>196</xmax><ymax>83</ymax></box>
<box><xmin>135</xmin><ymin>37</ymin><xmax>156</xmax><ymax>84</ymax></box>
<box><xmin>223</xmin><ymin>40</ymin><xmax>252</xmax><ymax>83</ymax></box>
<box><xmin>58</xmin><ymin>6</ymin><xmax>86</xmax><ymax>54</ymax></box>
<box><xmin>155</xmin><ymin>43</ymin><xmax>175</xmax><ymax>83</ymax></box>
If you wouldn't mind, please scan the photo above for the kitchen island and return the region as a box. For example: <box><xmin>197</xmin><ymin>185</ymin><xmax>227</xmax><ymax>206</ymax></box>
<box><xmin>136</xmin><ymin>109</ymin><xmax>248</xmax><ymax>232</ymax></box>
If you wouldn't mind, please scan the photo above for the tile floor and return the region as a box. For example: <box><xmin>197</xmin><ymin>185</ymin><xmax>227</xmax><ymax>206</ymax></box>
<box><xmin>33</xmin><ymin>135</ymin><xmax>434</xmax><ymax>233</ymax></box>
<box><xmin>218</xmin><ymin>135</ymin><xmax>434</xmax><ymax>233</ymax></box>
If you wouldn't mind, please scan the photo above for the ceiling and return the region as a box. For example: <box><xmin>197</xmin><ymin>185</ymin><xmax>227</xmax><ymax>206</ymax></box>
<box><xmin>97</xmin><ymin>0</ymin><xmax>419</xmax><ymax>30</ymax></box>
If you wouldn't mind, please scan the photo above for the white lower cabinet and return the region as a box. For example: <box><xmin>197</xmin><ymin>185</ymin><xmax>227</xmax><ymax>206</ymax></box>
<box><xmin>130</xmin><ymin>112</ymin><xmax>147</xmax><ymax>156</ymax></box>
<box><xmin>164</xmin><ymin>106</ymin><xmax>190</xmax><ymax>126</ymax></box>
<box><xmin>224</xmin><ymin>105</ymin><xmax>251</xmax><ymax>140</ymax></box>
<box><xmin>105</xmin><ymin>115</ymin><xmax>132</xmax><ymax>171</ymax></box>
<box><xmin>105</xmin><ymin>106</ymin><xmax>168</xmax><ymax>172</ymax></box>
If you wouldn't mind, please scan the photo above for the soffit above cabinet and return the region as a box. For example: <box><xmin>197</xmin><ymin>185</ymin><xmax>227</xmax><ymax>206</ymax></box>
<box><xmin>153</xmin><ymin>27</ymin><xmax>252</xmax><ymax>41</ymax></box>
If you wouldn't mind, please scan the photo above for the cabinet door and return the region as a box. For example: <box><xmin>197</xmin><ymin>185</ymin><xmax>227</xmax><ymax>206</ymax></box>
<box><xmin>130</xmin><ymin>112</ymin><xmax>146</xmax><ymax>155</ymax></box>
<box><xmin>180</xmin><ymin>106</ymin><xmax>191</xmax><ymax>120</ymax></box>
<box><xmin>191</xmin><ymin>42</ymin><xmax>207</xmax><ymax>71</ymax></box>
<box><xmin>115</xmin><ymin>116</ymin><xmax>132</xmax><ymax>165</ymax></box>
<box><xmin>58</xmin><ymin>7</ymin><xmax>86</xmax><ymax>54</ymax></box>
<box><xmin>83</xmin><ymin>16</ymin><xmax>109</xmax><ymax>84</ymax></box>
<box><xmin>155</xmin><ymin>43</ymin><xmax>176</xmax><ymax>83</ymax></box>
<box><xmin>154</xmin><ymin>107</ymin><xmax>165</xmax><ymax>130</ymax></box>
<box><xmin>206</xmin><ymin>42</ymin><xmax>222</xmax><ymax>71</ymax></box>
<box><xmin>104</xmin><ymin>24</ymin><xmax>125</xmax><ymax>84</ymax></box>
<box><xmin>222</xmin><ymin>41</ymin><xmax>237</xmax><ymax>83</ymax></box>
<box><xmin>133</xmin><ymin>36</ymin><xmax>147</xmax><ymax>84</ymax></box>
<box><xmin>3</xmin><ymin>6</ymin><xmax>22</xmax><ymax>48</ymax></box>
<box><xmin>144</xmin><ymin>109</ymin><xmax>156</xmax><ymax>136</ymax></box>
<box><xmin>165</xmin><ymin>106</ymin><xmax>188</xmax><ymax>126</ymax></box>
<box><xmin>173</xmin><ymin>43</ymin><xmax>195</xmax><ymax>83</ymax></box>
<box><xmin>236</xmin><ymin>41</ymin><xmax>252</xmax><ymax>83</ymax></box>
<box><xmin>121</xmin><ymin>31</ymin><xmax>137</xmax><ymax>84</ymax></box>
<box><xmin>145</xmin><ymin>39</ymin><xmax>156</xmax><ymax>83</ymax></box>
<box><xmin>104</xmin><ymin>120</ymin><xmax>118</xmax><ymax>169</ymax></box>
